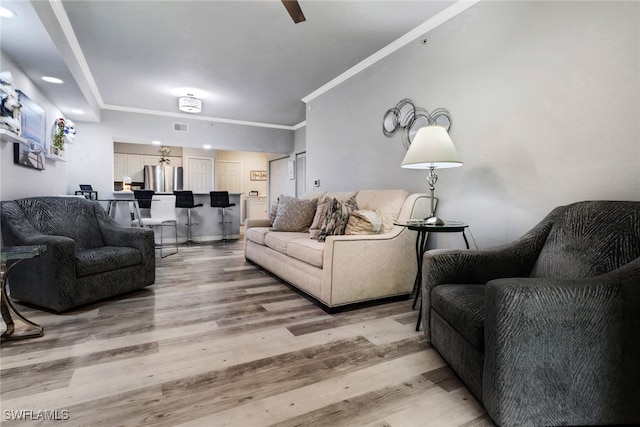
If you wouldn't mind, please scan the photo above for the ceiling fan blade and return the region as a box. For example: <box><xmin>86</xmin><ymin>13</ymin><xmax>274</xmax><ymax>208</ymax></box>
<box><xmin>281</xmin><ymin>0</ymin><xmax>306</xmax><ymax>23</ymax></box>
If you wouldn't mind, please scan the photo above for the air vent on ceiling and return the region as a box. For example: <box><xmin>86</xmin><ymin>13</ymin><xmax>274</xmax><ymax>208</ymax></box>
<box><xmin>173</xmin><ymin>122</ymin><xmax>189</xmax><ymax>132</ymax></box>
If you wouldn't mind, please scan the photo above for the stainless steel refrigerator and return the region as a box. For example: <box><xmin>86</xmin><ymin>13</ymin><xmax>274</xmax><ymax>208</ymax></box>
<box><xmin>144</xmin><ymin>165</ymin><xmax>183</xmax><ymax>192</ymax></box>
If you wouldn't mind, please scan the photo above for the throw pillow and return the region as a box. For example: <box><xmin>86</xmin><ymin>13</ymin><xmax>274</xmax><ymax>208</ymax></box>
<box><xmin>345</xmin><ymin>210</ymin><xmax>382</xmax><ymax>235</ymax></box>
<box><xmin>309</xmin><ymin>196</ymin><xmax>331</xmax><ymax>239</ymax></box>
<box><xmin>270</xmin><ymin>195</ymin><xmax>318</xmax><ymax>232</ymax></box>
<box><xmin>269</xmin><ymin>201</ymin><xmax>279</xmax><ymax>226</ymax></box>
<box><xmin>317</xmin><ymin>196</ymin><xmax>359</xmax><ymax>242</ymax></box>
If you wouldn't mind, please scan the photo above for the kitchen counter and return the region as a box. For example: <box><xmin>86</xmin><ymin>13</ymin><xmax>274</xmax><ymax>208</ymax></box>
<box><xmin>103</xmin><ymin>192</ymin><xmax>242</xmax><ymax>243</ymax></box>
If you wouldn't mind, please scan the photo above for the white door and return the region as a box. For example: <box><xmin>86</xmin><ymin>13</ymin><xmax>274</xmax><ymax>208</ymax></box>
<box><xmin>217</xmin><ymin>160</ymin><xmax>241</xmax><ymax>192</ymax></box>
<box><xmin>269</xmin><ymin>157</ymin><xmax>292</xmax><ymax>206</ymax></box>
<box><xmin>187</xmin><ymin>157</ymin><xmax>214</xmax><ymax>193</ymax></box>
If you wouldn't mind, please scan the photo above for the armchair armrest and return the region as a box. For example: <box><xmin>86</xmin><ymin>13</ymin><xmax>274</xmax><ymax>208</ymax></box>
<box><xmin>482</xmin><ymin>258</ymin><xmax>640</xmax><ymax>426</ymax></box>
<box><xmin>96</xmin><ymin>208</ymin><xmax>155</xmax><ymax>283</ymax></box>
<box><xmin>7</xmin><ymin>233</ymin><xmax>77</xmax><ymax>312</ymax></box>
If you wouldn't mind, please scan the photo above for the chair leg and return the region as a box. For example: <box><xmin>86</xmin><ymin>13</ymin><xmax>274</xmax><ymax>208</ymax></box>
<box><xmin>156</xmin><ymin>222</ymin><xmax>178</xmax><ymax>258</ymax></box>
<box><xmin>221</xmin><ymin>207</ymin><xmax>227</xmax><ymax>241</ymax></box>
<box><xmin>186</xmin><ymin>209</ymin><xmax>192</xmax><ymax>244</ymax></box>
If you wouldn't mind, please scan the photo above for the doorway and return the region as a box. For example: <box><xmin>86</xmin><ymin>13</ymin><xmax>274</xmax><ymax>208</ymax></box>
<box><xmin>216</xmin><ymin>160</ymin><xmax>241</xmax><ymax>192</ymax></box>
<box><xmin>186</xmin><ymin>157</ymin><xmax>214</xmax><ymax>193</ymax></box>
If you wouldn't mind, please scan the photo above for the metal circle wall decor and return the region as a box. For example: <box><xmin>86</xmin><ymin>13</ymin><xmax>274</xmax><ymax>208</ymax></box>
<box><xmin>382</xmin><ymin>99</ymin><xmax>452</xmax><ymax>148</ymax></box>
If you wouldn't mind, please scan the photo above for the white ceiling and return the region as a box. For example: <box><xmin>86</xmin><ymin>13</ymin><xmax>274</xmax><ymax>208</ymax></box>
<box><xmin>1</xmin><ymin>1</ymin><xmax>456</xmax><ymax>128</ymax></box>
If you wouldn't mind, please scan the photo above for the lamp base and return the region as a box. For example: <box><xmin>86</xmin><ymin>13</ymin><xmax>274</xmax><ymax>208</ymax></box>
<box><xmin>424</xmin><ymin>216</ymin><xmax>445</xmax><ymax>225</ymax></box>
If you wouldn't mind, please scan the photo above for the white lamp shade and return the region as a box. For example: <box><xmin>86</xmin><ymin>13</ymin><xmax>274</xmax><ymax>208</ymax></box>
<box><xmin>401</xmin><ymin>125</ymin><xmax>463</xmax><ymax>169</ymax></box>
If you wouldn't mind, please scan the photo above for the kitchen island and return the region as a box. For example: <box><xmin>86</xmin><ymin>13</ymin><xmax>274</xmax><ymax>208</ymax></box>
<box><xmin>105</xmin><ymin>192</ymin><xmax>242</xmax><ymax>243</ymax></box>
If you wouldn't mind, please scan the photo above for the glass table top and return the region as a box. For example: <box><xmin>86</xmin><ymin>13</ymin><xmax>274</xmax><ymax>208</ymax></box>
<box><xmin>1</xmin><ymin>245</ymin><xmax>47</xmax><ymax>262</ymax></box>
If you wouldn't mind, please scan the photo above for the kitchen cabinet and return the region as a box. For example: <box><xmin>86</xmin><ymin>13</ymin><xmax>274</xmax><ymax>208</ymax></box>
<box><xmin>245</xmin><ymin>196</ymin><xmax>268</xmax><ymax>220</ymax></box>
<box><xmin>114</xmin><ymin>154</ymin><xmax>144</xmax><ymax>182</ymax></box>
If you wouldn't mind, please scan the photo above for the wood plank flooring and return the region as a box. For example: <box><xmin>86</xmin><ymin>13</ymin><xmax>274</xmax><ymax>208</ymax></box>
<box><xmin>1</xmin><ymin>240</ymin><xmax>493</xmax><ymax>426</ymax></box>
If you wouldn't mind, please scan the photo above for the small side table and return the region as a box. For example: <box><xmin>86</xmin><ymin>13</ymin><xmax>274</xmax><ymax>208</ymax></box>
<box><xmin>1</xmin><ymin>245</ymin><xmax>46</xmax><ymax>342</ymax></box>
<box><xmin>396</xmin><ymin>220</ymin><xmax>473</xmax><ymax>331</ymax></box>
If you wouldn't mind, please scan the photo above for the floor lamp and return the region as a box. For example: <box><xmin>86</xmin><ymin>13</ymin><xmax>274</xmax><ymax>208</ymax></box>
<box><xmin>401</xmin><ymin>125</ymin><xmax>463</xmax><ymax>225</ymax></box>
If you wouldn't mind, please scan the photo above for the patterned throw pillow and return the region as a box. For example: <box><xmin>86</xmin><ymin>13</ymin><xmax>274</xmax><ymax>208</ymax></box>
<box><xmin>345</xmin><ymin>210</ymin><xmax>382</xmax><ymax>235</ymax></box>
<box><xmin>317</xmin><ymin>196</ymin><xmax>359</xmax><ymax>242</ymax></box>
<box><xmin>270</xmin><ymin>195</ymin><xmax>318</xmax><ymax>232</ymax></box>
<box><xmin>309</xmin><ymin>196</ymin><xmax>331</xmax><ymax>239</ymax></box>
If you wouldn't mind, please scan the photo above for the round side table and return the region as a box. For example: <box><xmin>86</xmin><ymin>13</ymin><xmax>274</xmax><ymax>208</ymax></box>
<box><xmin>396</xmin><ymin>221</ymin><xmax>472</xmax><ymax>331</ymax></box>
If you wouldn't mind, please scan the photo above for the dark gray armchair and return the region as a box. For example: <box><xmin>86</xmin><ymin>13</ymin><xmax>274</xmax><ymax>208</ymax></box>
<box><xmin>1</xmin><ymin>196</ymin><xmax>155</xmax><ymax>312</ymax></box>
<box><xmin>421</xmin><ymin>200</ymin><xmax>640</xmax><ymax>426</ymax></box>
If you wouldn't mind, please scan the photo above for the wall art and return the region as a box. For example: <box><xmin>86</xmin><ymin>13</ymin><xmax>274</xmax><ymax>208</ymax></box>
<box><xmin>382</xmin><ymin>98</ymin><xmax>452</xmax><ymax>149</ymax></box>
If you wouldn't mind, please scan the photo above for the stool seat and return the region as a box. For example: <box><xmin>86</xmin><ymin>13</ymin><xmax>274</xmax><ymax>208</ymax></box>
<box><xmin>134</xmin><ymin>190</ymin><xmax>155</xmax><ymax>209</ymax></box>
<box><xmin>210</xmin><ymin>191</ymin><xmax>236</xmax><ymax>241</ymax></box>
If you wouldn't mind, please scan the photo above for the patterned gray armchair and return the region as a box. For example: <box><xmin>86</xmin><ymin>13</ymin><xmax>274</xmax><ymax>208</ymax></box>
<box><xmin>1</xmin><ymin>196</ymin><xmax>155</xmax><ymax>312</ymax></box>
<box><xmin>421</xmin><ymin>200</ymin><xmax>640</xmax><ymax>426</ymax></box>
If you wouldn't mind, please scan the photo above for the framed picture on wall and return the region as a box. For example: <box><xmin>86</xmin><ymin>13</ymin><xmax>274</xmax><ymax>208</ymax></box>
<box><xmin>13</xmin><ymin>90</ymin><xmax>46</xmax><ymax>170</ymax></box>
<box><xmin>17</xmin><ymin>90</ymin><xmax>46</xmax><ymax>146</ymax></box>
<box><xmin>250</xmin><ymin>170</ymin><xmax>267</xmax><ymax>181</ymax></box>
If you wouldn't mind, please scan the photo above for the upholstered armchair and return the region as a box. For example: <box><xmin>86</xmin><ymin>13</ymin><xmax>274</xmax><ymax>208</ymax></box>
<box><xmin>1</xmin><ymin>197</ymin><xmax>155</xmax><ymax>312</ymax></box>
<box><xmin>421</xmin><ymin>200</ymin><xmax>640</xmax><ymax>426</ymax></box>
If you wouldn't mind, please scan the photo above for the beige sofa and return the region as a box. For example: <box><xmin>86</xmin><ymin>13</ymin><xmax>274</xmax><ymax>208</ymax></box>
<box><xmin>244</xmin><ymin>189</ymin><xmax>432</xmax><ymax>310</ymax></box>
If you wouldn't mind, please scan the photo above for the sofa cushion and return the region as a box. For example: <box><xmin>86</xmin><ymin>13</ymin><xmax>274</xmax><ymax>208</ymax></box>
<box><xmin>287</xmin><ymin>238</ymin><xmax>325</xmax><ymax>268</ymax></box>
<box><xmin>318</xmin><ymin>196</ymin><xmax>358</xmax><ymax>242</ymax></box>
<box><xmin>345</xmin><ymin>210</ymin><xmax>382</xmax><ymax>235</ymax></box>
<box><xmin>431</xmin><ymin>284</ymin><xmax>486</xmax><ymax>351</ymax></box>
<box><xmin>75</xmin><ymin>246</ymin><xmax>142</xmax><ymax>277</ymax></box>
<box><xmin>271</xmin><ymin>195</ymin><xmax>318</xmax><ymax>232</ymax></box>
<box><xmin>324</xmin><ymin>191</ymin><xmax>358</xmax><ymax>202</ymax></box>
<box><xmin>264</xmin><ymin>231</ymin><xmax>308</xmax><ymax>255</ymax></box>
<box><xmin>246</xmin><ymin>226</ymin><xmax>270</xmax><ymax>246</ymax></box>
<box><xmin>300</xmin><ymin>191</ymin><xmax>326</xmax><ymax>201</ymax></box>
<box><xmin>356</xmin><ymin>189</ymin><xmax>409</xmax><ymax>232</ymax></box>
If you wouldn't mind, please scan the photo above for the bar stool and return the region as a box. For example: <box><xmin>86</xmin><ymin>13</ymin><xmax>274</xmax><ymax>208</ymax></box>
<box><xmin>174</xmin><ymin>190</ymin><xmax>203</xmax><ymax>244</ymax></box>
<box><xmin>134</xmin><ymin>190</ymin><xmax>155</xmax><ymax>209</ymax></box>
<box><xmin>209</xmin><ymin>191</ymin><xmax>236</xmax><ymax>241</ymax></box>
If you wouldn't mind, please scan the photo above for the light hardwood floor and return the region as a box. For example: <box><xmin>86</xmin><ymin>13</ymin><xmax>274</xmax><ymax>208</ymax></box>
<box><xmin>1</xmin><ymin>240</ymin><xmax>493</xmax><ymax>426</ymax></box>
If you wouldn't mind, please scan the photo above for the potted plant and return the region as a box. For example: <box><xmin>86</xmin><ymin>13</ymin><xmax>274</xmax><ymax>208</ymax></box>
<box><xmin>52</xmin><ymin>117</ymin><xmax>65</xmax><ymax>154</ymax></box>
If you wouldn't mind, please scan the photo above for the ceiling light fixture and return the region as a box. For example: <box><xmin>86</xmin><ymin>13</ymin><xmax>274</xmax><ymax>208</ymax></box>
<box><xmin>178</xmin><ymin>94</ymin><xmax>202</xmax><ymax>113</ymax></box>
<box><xmin>42</xmin><ymin>76</ymin><xmax>64</xmax><ymax>84</ymax></box>
<box><xmin>71</xmin><ymin>109</ymin><xmax>84</xmax><ymax>115</ymax></box>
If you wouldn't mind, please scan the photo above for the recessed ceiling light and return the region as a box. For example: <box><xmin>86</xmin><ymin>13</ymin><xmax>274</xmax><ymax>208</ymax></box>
<box><xmin>71</xmin><ymin>109</ymin><xmax>84</xmax><ymax>115</ymax></box>
<box><xmin>203</xmin><ymin>145</ymin><xmax>212</xmax><ymax>149</ymax></box>
<box><xmin>0</xmin><ymin>7</ymin><xmax>15</xmax><ymax>18</ymax></box>
<box><xmin>152</xmin><ymin>140</ymin><xmax>161</xmax><ymax>145</ymax></box>
<box><xmin>42</xmin><ymin>76</ymin><xmax>64</xmax><ymax>84</ymax></box>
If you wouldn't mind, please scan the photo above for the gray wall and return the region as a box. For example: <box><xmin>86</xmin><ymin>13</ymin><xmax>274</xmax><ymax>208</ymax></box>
<box><xmin>305</xmin><ymin>1</ymin><xmax>640</xmax><ymax>249</ymax></box>
<box><xmin>0</xmin><ymin>54</ymin><xmax>68</xmax><ymax>201</ymax></box>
